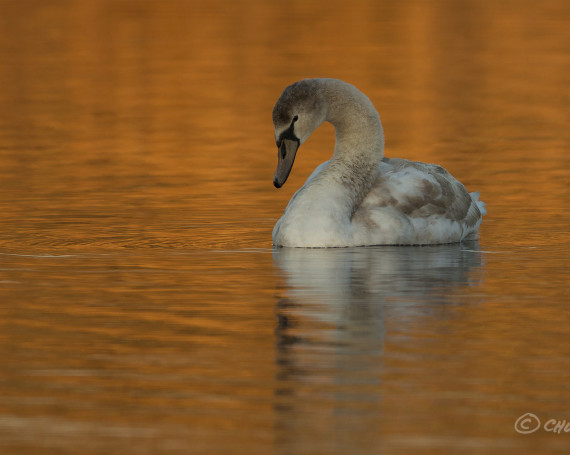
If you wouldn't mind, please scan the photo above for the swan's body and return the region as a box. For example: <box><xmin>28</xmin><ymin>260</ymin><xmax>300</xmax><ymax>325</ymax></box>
<box><xmin>271</xmin><ymin>78</ymin><xmax>486</xmax><ymax>248</ymax></box>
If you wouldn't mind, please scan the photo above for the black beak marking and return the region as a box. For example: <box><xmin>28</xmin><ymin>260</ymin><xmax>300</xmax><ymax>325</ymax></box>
<box><xmin>274</xmin><ymin>117</ymin><xmax>300</xmax><ymax>188</ymax></box>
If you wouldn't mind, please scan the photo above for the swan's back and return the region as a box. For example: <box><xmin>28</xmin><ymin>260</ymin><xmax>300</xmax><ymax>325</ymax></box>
<box><xmin>351</xmin><ymin>158</ymin><xmax>485</xmax><ymax>245</ymax></box>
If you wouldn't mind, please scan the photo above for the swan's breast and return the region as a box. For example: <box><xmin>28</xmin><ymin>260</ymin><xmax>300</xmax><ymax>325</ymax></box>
<box><xmin>273</xmin><ymin>176</ymin><xmax>354</xmax><ymax>247</ymax></box>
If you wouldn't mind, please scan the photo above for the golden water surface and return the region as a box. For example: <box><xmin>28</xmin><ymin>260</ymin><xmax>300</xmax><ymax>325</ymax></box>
<box><xmin>0</xmin><ymin>1</ymin><xmax>569</xmax><ymax>454</ymax></box>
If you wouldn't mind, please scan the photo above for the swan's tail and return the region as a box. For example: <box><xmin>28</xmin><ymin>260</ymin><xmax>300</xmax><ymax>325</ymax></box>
<box><xmin>470</xmin><ymin>191</ymin><xmax>487</xmax><ymax>216</ymax></box>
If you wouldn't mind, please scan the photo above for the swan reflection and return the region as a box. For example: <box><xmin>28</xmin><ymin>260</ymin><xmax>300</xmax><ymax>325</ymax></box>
<box><xmin>271</xmin><ymin>242</ymin><xmax>484</xmax><ymax>450</ymax></box>
<box><xmin>275</xmin><ymin>241</ymin><xmax>483</xmax><ymax>302</ymax></box>
<box><xmin>273</xmin><ymin>241</ymin><xmax>484</xmax><ymax>341</ymax></box>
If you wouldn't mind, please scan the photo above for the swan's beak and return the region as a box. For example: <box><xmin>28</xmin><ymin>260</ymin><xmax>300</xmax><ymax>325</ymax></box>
<box><xmin>273</xmin><ymin>138</ymin><xmax>299</xmax><ymax>188</ymax></box>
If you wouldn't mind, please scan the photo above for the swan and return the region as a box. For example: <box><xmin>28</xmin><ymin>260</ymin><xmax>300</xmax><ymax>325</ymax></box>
<box><xmin>271</xmin><ymin>78</ymin><xmax>486</xmax><ymax>248</ymax></box>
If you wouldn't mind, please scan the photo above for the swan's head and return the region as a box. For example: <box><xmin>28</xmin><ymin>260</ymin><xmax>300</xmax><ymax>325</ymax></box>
<box><xmin>272</xmin><ymin>79</ymin><xmax>328</xmax><ymax>188</ymax></box>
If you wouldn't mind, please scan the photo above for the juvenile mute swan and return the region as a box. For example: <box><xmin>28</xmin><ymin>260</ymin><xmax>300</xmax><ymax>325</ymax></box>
<box><xmin>272</xmin><ymin>78</ymin><xmax>486</xmax><ymax>248</ymax></box>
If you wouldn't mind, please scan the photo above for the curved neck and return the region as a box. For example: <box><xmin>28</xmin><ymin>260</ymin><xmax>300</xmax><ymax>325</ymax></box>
<box><xmin>319</xmin><ymin>79</ymin><xmax>385</xmax><ymax>213</ymax></box>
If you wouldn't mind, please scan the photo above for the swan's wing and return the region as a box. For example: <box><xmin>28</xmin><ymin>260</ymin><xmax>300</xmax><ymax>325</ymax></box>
<box><xmin>361</xmin><ymin>158</ymin><xmax>481</xmax><ymax>227</ymax></box>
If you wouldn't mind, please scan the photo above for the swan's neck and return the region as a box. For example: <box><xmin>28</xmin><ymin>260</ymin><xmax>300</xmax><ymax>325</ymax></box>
<box><xmin>319</xmin><ymin>79</ymin><xmax>384</xmax><ymax>214</ymax></box>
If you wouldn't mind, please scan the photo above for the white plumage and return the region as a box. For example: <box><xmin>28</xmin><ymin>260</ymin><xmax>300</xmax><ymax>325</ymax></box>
<box><xmin>271</xmin><ymin>78</ymin><xmax>486</xmax><ymax>248</ymax></box>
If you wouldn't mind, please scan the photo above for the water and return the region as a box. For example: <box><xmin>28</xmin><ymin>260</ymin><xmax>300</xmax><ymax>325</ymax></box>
<box><xmin>0</xmin><ymin>0</ymin><xmax>569</xmax><ymax>453</ymax></box>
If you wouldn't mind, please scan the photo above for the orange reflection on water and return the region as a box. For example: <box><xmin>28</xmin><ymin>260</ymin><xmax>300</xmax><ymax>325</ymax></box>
<box><xmin>0</xmin><ymin>1</ymin><xmax>569</xmax><ymax>454</ymax></box>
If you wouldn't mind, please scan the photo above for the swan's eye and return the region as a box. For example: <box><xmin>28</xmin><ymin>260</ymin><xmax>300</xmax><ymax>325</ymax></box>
<box><xmin>281</xmin><ymin>146</ymin><xmax>286</xmax><ymax>159</ymax></box>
